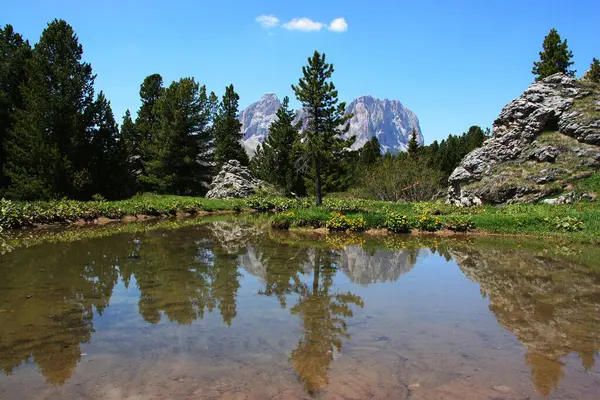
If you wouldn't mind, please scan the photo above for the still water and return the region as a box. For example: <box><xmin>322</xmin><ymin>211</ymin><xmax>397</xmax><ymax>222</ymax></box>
<box><xmin>0</xmin><ymin>219</ymin><xmax>599</xmax><ymax>399</ymax></box>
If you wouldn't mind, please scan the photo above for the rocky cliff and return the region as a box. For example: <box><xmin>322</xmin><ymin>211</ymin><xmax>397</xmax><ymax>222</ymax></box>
<box><xmin>240</xmin><ymin>93</ymin><xmax>281</xmax><ymax>155</ymax></box>
<box><xmin>448</xmin><ymin>73</ymin><xmax>600</xmax><ymax>205</ymax></box>
<box><xmin>240</xmin><ymin>94</ymin><xmax>422</xmax><ymax>155</ymax></box>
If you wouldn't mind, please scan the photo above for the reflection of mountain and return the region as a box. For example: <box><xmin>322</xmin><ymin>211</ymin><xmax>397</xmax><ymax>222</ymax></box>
<box><xmin>338</xmin><ymin>245</ymin><xmax>416</xmax><ymax>284</ymax></box>
<box><xmin>451</xmin><ymin>247</ymin><xmax>600</xmax><ymax>397</ymax></box>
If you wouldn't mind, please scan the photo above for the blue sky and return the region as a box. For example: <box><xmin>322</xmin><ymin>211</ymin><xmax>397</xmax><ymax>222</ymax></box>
<box><xmin>2</xmin><ymin>0</ymin><xmax>599</xmax><ymax>143</ymax></box>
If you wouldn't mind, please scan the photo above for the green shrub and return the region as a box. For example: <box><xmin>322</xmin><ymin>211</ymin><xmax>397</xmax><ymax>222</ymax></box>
<box><xmin>325</xmin><ymin>212</ymin><xmax>367</xmax><ymax>232</ymax></box>
<box><xmin>414</xmin><ymin>211</ymin><xmax>443</xmax><ymax>232</ymax></box>
<box><xmin>445</xmin><ymin>216</ymin><xmax>475</xmax><ymax>232</ymax></box>
<box><xmin>549</xmin><ymin>216</ymin><xmax>584</xmax><ymax>232</ymax></box>
<box><xmin>385</xmin><ymin>212</ymin><xmax>411</xmax><ymax>233</ymax></box>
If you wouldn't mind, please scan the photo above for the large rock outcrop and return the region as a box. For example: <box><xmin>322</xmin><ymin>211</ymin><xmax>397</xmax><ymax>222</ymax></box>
<box><xmin>240</xmin><ymin>94</ymin><xmax>422</xmax><ymax>155</ymax></box>
<box><xmin>448</xmin><ymin>73</ymin><xmax>600</xmax><ymax>205</ymax></box>
<box><xmin>205</xmin><ymin>160</ymin><xmax>266</xmax><ymax>199</ymax></box>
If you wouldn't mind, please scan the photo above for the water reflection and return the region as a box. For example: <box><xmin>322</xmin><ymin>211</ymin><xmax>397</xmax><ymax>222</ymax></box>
<box><xmin>452</xmin><ymin>246</ymin><xmax>600</xmax><ymax>397</ymax></box>
<box><xmin>0</xmin><ymin>245</ymin><xmax>119</xmax><ymax>385</ymax></box>
<box><xmin>0</xmin><ymin>221</ymin><xmax>599</xmax><ymax>398</ymax></box>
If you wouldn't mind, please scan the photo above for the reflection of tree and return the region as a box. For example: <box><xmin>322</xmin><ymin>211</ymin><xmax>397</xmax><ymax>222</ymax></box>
<box><xmin>289</xmin><ymin>249</ymin><xmax>363</xmax><ymax>394</ymax></box>
<box><xmin>0</xmin><ymin>242</ymin><xmax>119</xmax><ymax>385</ymax></box>
<box><xmin>451</xmin><ymin>247</ymin><xmax>600</xmax><ymax>397</ymax></box>
<box><xmin>130</xmin><ymin>225</ymin><xmax>243</xmax><ymax>326</ymax></box>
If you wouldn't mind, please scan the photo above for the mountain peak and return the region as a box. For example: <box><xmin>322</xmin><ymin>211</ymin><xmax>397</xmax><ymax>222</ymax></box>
<box><xmin>240</xmin><ymin>93</ymin><xmax>422</xmax><ymax>155</ymax></box>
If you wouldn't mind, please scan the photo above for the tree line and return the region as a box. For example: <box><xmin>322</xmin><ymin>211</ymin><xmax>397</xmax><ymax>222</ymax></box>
<box><xmin>0</xmin><ymin>20</ymin><xmax>250</xmax><ymax>200</ymax></box>
<box><xmin>1</xmin><ymin>22</ymin><xmax>597</xmax><ymax>203</ymax></box>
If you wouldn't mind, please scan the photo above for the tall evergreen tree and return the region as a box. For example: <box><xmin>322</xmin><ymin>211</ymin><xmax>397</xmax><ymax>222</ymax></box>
<box><xmin>87</xmin><ymin>92</ymin><xmax>131</xmax><ymax>199</ymax></box>
<box><xmin>120</xmin><ymin>109</ymin><xmax>142</xmax><ymax>189</ymax></box>
<box><xmin>532</xmin><ymin>29</ymin><xmax>575</xmax><ymax>81</ymax></box>
<box><xmin>292</xmin><ymin>51</ymin><xmax>352</xmax><ymax>206</ymax></box>
<box><xmin>358</xmin><ymin>136</ymin><xmax>382</xmax><ymax>165</ymax></box>
<box><xmin>407</xmin><ymin>128</ymin><xmax>420</xmax><ymax>155</ymax></box>
<box><xmin>5</xmin><ymin>19</ymin><xmax>96</xmax><ymax>199</ymax></box>
<box><xmin>140</xmin><ymin>78</ymin><xmax>213</xmax><ymax>194</ymax></box>
<box><xmin>251</xmin><ymin>97</ymin><xmax>303</xmax><ymax>195</ymax></box>
<box><xmin>0</xmin><ymin>25</ymin><xmax>31</xmax><ymax>193</ymax></box>
<box><xmin>135</xmin><ymin>73</ymin><xmax>164</xmax><ymax>188</ymax></box>
<box><xmin>586</xmin><ymin>58</ymin><xmax>600</xmax><ymax>83</ymax></box>
<box><xmin>213</xmin><ymin>84</ymin><xmax>248</xmax><ymax>167</ymax></box>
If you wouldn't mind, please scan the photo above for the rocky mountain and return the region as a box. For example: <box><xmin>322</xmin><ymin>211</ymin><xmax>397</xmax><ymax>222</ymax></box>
<box><xmin>239</xmin><ymin>94</ymin><xmax>422</xmax><ymax>155</ymax></box>
<box><xmin>343</xmin><ymin>96</ymin><xmax>422</xmax><ymax>152</ymax></box>
<box><xmin>447</xmin><ymin>73</ymin><xmax>600</xmax><ymax>205</ymax></box>
<box><xmin>239</xmin><ymin>93</ymin><xmax>281</xmax><ymax>155</ymax></box>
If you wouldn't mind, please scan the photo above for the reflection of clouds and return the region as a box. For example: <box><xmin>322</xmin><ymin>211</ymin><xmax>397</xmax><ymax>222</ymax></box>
<box><xmin>338</xmin><ymin>245</ymin><xmax>416</xmax><ymax>285</ymax></box>
<box><xmin>450</xmin><ymin>247</ymin><xmax>600</xmax><ymax>397</ymax></box>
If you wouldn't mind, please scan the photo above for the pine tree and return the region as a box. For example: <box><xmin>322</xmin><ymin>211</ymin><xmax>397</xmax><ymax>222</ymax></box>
<box><xmin>465</xmin><ymin>125</ymin><xmax>486</xmax><ymax>150</ymax></box>
<box><xmin>532</xmin><ymin>29</ymin><xmax>575</xmax><ymax>81</ymax></box>
<box><xmin>292</xmin><ymin>51</ymin><xmax>352</xmax><ymax>206</ymax></box>
<box><xmin>251</xmin><ymin>97</ymin><xmax>302</xmax><ymax>194</ymax></box>
<box><xmin>359</xmin><ymin>136</ymin><xmax>382</xmax><ymax>165</ymax></box>
<box><xmin>0</xmin><ymin>25</ymin><xmax>32</xmax><ymax>193</ymax></box>
<box><xmin>407</xmin><ymin>128</ymin><xmax>420</xmax><ymax>155</ymax></box>
<box><xmin>135</xmin><ymin>73</ymin><xmax>164</xmax><ymax>188</ymax></box>
<box><xmin>140</xmin><ymin>78</ymin><xmax>213</xmax><ymax>194</ymax></box>
<box><xmin>120</xmin><ymin>109</ymin><xmax>142</xmax><ymax>189</ymax></box>
<box><xmin>87</xmin><ymin>92</ymin><xmax>130</xmax><ymax>199</ymax></box>
<box><xmin>5</xmin><ymin>19</ymin><xmax>96</xmax><ymax>199</ymax></box>
<box><xmin>586</xmin><ymin>58</ymin><xmax>600</xmax><ymax>83</ymax></box>
<box><xmin>213</xmin><ymin>84</ymin><xmax>248</xmax><ymax>167</ymax></box>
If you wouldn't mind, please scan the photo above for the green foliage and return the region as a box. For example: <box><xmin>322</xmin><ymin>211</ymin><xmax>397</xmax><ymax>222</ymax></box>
<box><xmin>87</xmin><ymin>91</ymin><xmax>132</xmax><ymax>199</ymax></box>
<box><xmin>424</xmin><ymin>125</ymin><xmax>489</xmax><ymax>178</ymax></box>
<box><xmin>385</xmin><ymin>213</ymin><xmax>411</xmax><ymax>233</ymax></box>
<box><xmin>140</xmin><ymin>78</ymin><xmax>214</xmax><ymax>195</ymax></box>
<box><xmin>407</xmin><ymin>128</ymin><xmax>420</xmax><ymax>155</ymax></box>
<box><xmin>251</xmin><ymin>97</ymin><xmax>304</xmax><ymax>195</ymax></box>
<box><xmin>548</xmin><ymin>216</ymin><xmax>584</xmax><ymax>232</ymax></box>
<box><xmin>360</xmin><ymin>154</ymin><xmax>444</xmax><ymax>202</ymax></box>
<box><xmin>214</xmin><ymin>84</ymin><xmax>248</xmax><ymax>167</ymax></box>
<box><xmin>325</xmin><ymin>212</ymin><xmax>366</xmax><ymax>232</ymax></box>
<box><xmin>532</xmin><ymin>28</ymin><xmax>575</xmax><ymax>81</ymax></box>
<box><xmin>4</xmin><ymin>19</ymin><xmax>97</xmax><ymax>199</ymax></box>
<box><xmin>586</xmin><ymin>58</ymin><xmax>600</xmax><ymax>83</ymax></box>
<box><xmin>444</xmin><ymin>216</ymin><xmax>475</xmax><ymax>232</ymax></box>
<box><xmin>0</xmin><ymin>194</ymin><xmax>245</xmax><ymax>230</ymax></box>
<box><xmin>135</xmin><ymin>73</ymin><xmax>164</xmax><ymax>190</ymax></box>
<box><xmin>358</xmin><ymin>136</ymin><xmax>382</xmax><ymax>165</ymax></box>
<box><xmin>414</xmin><ymin>211</ymin><xmax>444</xmax><ymax>232</ymax></box>
<box><xmin>0</xmin><ymin>24</ymin><xmax>32</xmax><ymax>193</ymax></box>
<box><xmin>292</xmin><ymin>50</ymin><xmax>353</xmax><ymax>206</ymax></box>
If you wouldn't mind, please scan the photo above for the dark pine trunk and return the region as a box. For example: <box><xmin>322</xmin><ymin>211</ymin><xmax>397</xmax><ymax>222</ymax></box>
<box><xmin>315</xmin><ymin>159</ymin><xmax>322</xmax><ymax>206</ymax></box>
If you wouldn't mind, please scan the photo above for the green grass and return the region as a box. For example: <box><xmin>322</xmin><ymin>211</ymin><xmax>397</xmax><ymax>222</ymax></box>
<box><xmin>0</xmin><ymin>193</ymin><xmax>245</xmax><ymax>230</ymax></box>
<box><xmin>255</xmin><ymin>196</ymin><xmax>600</xmax><ymax>244</ymax></box>
<box><xmin>2</xmin><ymin>193</ymin><xmax>600</xmax><ymax>245</ymax></box>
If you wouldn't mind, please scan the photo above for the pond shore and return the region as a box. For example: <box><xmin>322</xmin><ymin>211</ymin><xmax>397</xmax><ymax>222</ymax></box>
<box><xmin>2</xmin><ymin>194</ymin><xmax>599</xmax><ymax>246</ymax></box>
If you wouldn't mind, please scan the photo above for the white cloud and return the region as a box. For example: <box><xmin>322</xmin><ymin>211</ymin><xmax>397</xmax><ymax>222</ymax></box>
<box><xmin>328</xmin><ymin>17</ymin><xmax>348</xmax><ymax>32</ymax></box>
<box><xmin>283</xmin><ymin>18</ymin><xmax>325</xmax><ymax>32</ymax></box>
<box><xmin>256</xmin><ymin>15</ymin><xmax>280</xmax><ymax>28</ymax></box>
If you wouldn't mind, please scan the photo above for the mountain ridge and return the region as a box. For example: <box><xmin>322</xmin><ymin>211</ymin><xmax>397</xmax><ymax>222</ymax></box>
<box><xmin>240</xmin><ymin>93</ymin><xmax>423</xmax><ymax>155</ymax></box>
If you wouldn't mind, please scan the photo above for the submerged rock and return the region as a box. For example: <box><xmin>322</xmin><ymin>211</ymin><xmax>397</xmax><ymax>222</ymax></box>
<box><xmin>206</xmin><ymin>160</ymin><xmax>267</xmax><ymax>199</ymax></box>
<box><xmin>447</xmin><ymin>73</ymin><xmax>600</xmax><ymax>205</ymax></box>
